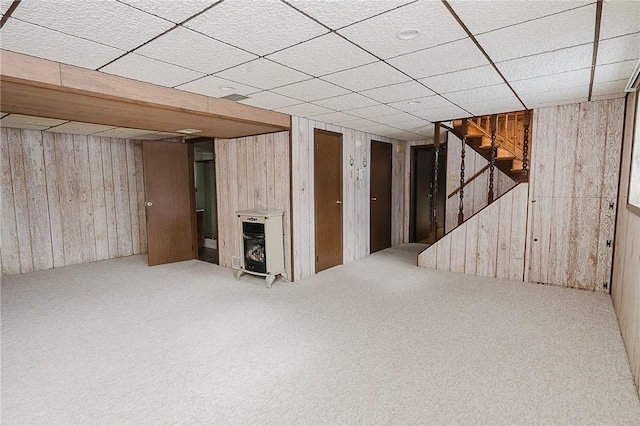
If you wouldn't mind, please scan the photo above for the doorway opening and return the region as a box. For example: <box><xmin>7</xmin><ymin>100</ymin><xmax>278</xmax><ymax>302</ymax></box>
<box><xmin>410</xmin><ymin>144</ymin><xmax>447</xmax><ymax>244</ymax></box>
<box><xmin>193</xmin><ymin>139</ymin><xmax>219</xmax><ymax>265</ymax></box>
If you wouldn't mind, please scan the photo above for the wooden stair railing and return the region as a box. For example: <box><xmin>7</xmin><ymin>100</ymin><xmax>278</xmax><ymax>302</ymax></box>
<box><xmin>452</xmin><ymin>110</ymin><xmax>532</xmax><ymax>184</ymax></box>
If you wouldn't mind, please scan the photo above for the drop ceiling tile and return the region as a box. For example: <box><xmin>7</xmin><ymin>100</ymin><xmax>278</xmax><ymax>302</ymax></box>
<box><xmin>0</xmin><ymin>19</ymin><xmax>123</xmax><ymax>69</ymax></box>
<box><xmin>215</xmin><ymin>59</ymin><xmax>311</xmax><ymax>90</ymax></box>
<box><xmin>360</xmin><ymin>81</ymin><xmax>435</xmax><ymax>104</ymax></box>
<box><xmin>419</xmin><ymin>65</ymin><xmax>503</xmax><ymax>94</ymax></box>
<box><xmin>413</xmin><ymin>105</ymin><xmax>470</xmax><ymax>122</ymax></box>
<box><xmin>176</xmin><ymin>75</ymin><xmax>260</xmax><ymax>98</ymax></box>
<box><xmin>511</xmin><ymin>69</ymin><xmax>592</xmax><ymax>95</ymax></box>
<box><xmin>519</xmin><ymin>85</ymin><xmax>589</xmax><ymax>108</ymax></box>
<box><xmin>136</xmin><ymin>27</ymin><xmax>257</xmax><ymax>74</ymax></box>
<box><xmin>46</xmin><ymin>122</ymin><xmax>117</xmax><ymax>135</ymax></box>
<box><xmin>118</xmin><ymin>0</ymin><xmax>213</xmax><ymax>23</ymax></box>
<box><xmin>238</xmin><ymin>91</ymin><xmax>300</xmax><ymax>110</ymax></box>
<box><xmin>592</xmin><ymin>79</ymin><xmax>629</xmax><ymax>97</ymax></box>
<box><xmin>346</xmin><ymin>104</ymin><xmax>403</xmax><ymax>120</ymax></box>
<box><xmin>374</xmin><ymin>112</ymin><xmax>430</xmax><ymax>128</ymax></box>
<box><xmin>308</xmin><ymin>111</ymin><xmax>360</xmax><ymax>125</ymax></box>
<box><xmin>276</xmin><ymin>103</ymin><xmax>334</xmax><ymax>117</ymax></box>
<box><xmin>459</xmin><ymin>98</ymin><xmax>525</xmax><ymax>117</ymax></box>
<box><xmin>102</xmin><ymin>54</ymin><xmax>204</xmax><ymax>87</ymax></box>
<box><xmin>597</xmin><ymin>32</ymin><xmax>640</xmax><ymax>65</ymax></box>
<box><xmin>313</xmin><ymin>93</ymin><xmax>379</xmax><ymax>111</ymax></box>
<box><xmin>185</xmin><ymin>0</ymin><xmax>327</xmax><ymax>56</ymax></box>
<box><xmin>476</xmin><ymin>4</ymin><xmax>596</xmax><ymax>62</ymax></box>
<box><xmin>442</xmin><ymin>83</ymin><xmax>515</xmax><ymax>104</ymax></box>
<box><xmin>388</xmin><ymin>95</ymin><xmax>456</xmax><ymax>114</ymax></box>
<box><xmin>267</xmin><ymin>33</ymin><xmax>378</xmax><ymax>76</ymax></box>
<box><xmin>388</xmin><ymin>38</ymin><xmax>490</xmax><ymax>79</ymax></box>
<box><xmin>271</xmin><ymin>79</ymin><xmax>351</xmax><ymax>102</ymax></box>
<box><xmin>338</xmin><ymin>1</ymin><xmax>467</xmax><ymax>59</ymax></box>
<box><xmin>0</xmin><ymin>114</ymin><xmax>67</xmax><ymax>130</ymax></box>
<box><xmin>92</xmin><ymin>127</ymin><xmax>159</xmax><ymax>138</ymax></box>
<box><xmin>1</xmin><ymin>0</ymin><xmax>12</xmax><ymax>15</ymax></box>
<box><xmin>497</xmin><ymin>44</ymin><xmax>593</xmax><ymax>81</ymax></box>
<box><xmin>344</xmin><ymin>118</ymin><xmax>392</xmax><ymax>134</ymax></box>
<box><xmin>600</xmin><ymin>0</ymin><xmax>640</xmax><ymax>40</ymax></box>
<box><xmin>448</xmin><ymin>0</ymin><xmax>591</xmax><ymax>35</ymax></box>
<box><xmin>384</xmin><ymin>130</ymin><xmax>424</xmax><ymax>141</ymax></box>
<box><xmin>12</xmin><ymin>0</ymin><xmax>174</xmax><ymax>51</ymax></box>
<box><xmin>286</xmin><ymin>0</ymin><xmax>413</xmax><ymax>30</ymax></box>
<box><xmin>321</xmin><ymin>61</ymin><xmax>411</xmax><ymax>92</ymax></box>
<box><xmin>594</xmin><ymin>59</ymin><xmax>638</xmax><ymax>83</ymax></box>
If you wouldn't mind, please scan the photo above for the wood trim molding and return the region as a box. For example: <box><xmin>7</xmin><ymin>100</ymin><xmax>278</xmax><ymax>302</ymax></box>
<box><xmin>0</xmin><ymin>50</ymin><xmax>290</xmax><ymax>138</ymax></box>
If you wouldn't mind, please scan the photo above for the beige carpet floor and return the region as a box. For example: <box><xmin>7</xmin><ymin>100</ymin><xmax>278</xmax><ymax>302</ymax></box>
<box><xmin>2</xmin><ymin>245</ymin><xmax>639</xmax><ymax>424</ymax></box>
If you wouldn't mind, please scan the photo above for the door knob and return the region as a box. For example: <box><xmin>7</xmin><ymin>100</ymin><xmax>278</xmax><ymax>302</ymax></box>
<box><xmin>336</xmin><ymin>200</ymin><xmax>342</xmax><ymax>204</ymax></box>
<box><xmin>146</xmin><ymin>201</ymin><xmax>153</xmax><ymax>207</ymax></box>
<box><xmin>371</xmin><ymin>197</ymin><xmax>377</xmax><ymax>201</ymax></box>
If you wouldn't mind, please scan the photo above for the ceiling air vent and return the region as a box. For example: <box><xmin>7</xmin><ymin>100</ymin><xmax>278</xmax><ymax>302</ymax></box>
<box><xmin>220</xmin><ymin>94</ymin><xmax>250</xmax><ymax>101</ymax></box>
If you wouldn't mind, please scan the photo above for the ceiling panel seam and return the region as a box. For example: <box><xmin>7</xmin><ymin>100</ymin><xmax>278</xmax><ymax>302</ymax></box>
<box><xmin>0</xmin><ymin>0</ymin><xmax>21</xmax><ymax>29</ymax></box>
<box><xmin>442</xmin><ymin>0</ymin><xmax>528</xmax><ymax>110</ymax></box>
<box><xmin>97</xmin><ymin>0</ymin><xmax>225</xmax><ymax>72</ymax></box>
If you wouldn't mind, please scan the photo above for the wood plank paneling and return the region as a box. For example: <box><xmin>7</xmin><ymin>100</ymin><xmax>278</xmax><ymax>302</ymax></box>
<box><xmin>612</xmin><ymin>91</ymin><xmax>640</xmax><ymax>395</ymax></box>
<box><xmin>111</xmin><ymin>139</ymin><xmax>133</xmax><ymax>257</ymax></box>
<box><xmin>22</xmin><ymin>129</ymin><xmax>54</xmax><ymax>271</ymax></box>
<box><xmin>88</xmin><ymin>136</ymin><xmax>109</xmax><ymax>261</ymax></box>
<box><xmin>449</xmin><ymin>222</ymin><xmax>467</xmax><ymax>273</ymax></box>
<box><xmin>74</xmin><ymin>134</ymin><xmax>97</xmax><ymax>263</ymax></box>
<box><xmin>7</xmin><ymin>128</ymin><xmax>34</xmax><ymax>273</ymax></box>
<box><xmin>419</xmin><ymin>184</ymin><xmax>529</xmax><ymax>279</ymax></box>
<box><xmin>0</xmin><ymin>128</ymin><xmax>147</xmax><ymax>276</ymax></box>
<box><xmin>101</xmin><ymin>138</ymin><xmax>119</xmax><ymax>258</ymax></box>
<box><xmin>496</xmin><ymin>190</ymin><xmax>513</xmax><ymax>280</ymax></box>
<box><xmin>1</xmin><ymin>128</ymin><xmax>21</xmax><ymax>275</ymax></box>
<box><xmin>215</xmin><ymin>131</ymin><xmax>292</xmax><ymax>280</ymax></box>
<box><xmin>42</xmin><ymin>132</ymin><xmax>65</xmax><ymax>267</ymax></box>
<box><xmin>527</xmin><ymin>99</ymin><xmax>624</xmax><ymax>291</ymax></box>
<box><xmin>291</xmin><ymin>117</ymin><xmax>405</xmax><ymax>281</ymax></box>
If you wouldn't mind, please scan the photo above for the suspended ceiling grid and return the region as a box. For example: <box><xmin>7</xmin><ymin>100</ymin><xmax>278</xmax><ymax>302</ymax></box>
<box><xmin>1</xmin><ymin>0</ymin><xmax>639</xmax><ymax>141</ymax></box>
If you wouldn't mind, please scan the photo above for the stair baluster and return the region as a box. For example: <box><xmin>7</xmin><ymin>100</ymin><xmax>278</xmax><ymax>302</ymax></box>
<box><xmin>488</xmin><ymin>114</ymin><xmax>497</xmax><ymax>204</ymax></box>
<box><xmin>458</xmin><ymin>119</ymin><xmax>467</xmax><ymax>225</ymax></box>
<box><xmin>522</xmin><ymin>110</ymin><xmax>531</xmax><ymax>182</ymax></box>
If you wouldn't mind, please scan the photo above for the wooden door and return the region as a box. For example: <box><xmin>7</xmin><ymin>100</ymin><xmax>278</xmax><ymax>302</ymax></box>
<box><xmin>314</xmin><ymin>129</ymin><xmax>343</xmax><ymax>272</ymax></box>
<box><xmin>370</xmin><ymin>141</ymin><xmax>392</xmax><ymax>253</ymax></box>
<box><xmin>410</xmin><ymin>146</ymin><xmax>435</xmax><ymax>243</ymax></box>
<box><xmin>143</xmin><ymin>140</ymin><xmax>195</xmax><ymax>266</ymax></box>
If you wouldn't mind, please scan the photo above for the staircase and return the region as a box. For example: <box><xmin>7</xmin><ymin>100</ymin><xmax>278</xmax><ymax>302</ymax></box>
<box><xmin>452</xmin><ymin>111</ymin><xmax>531</xmax><ymax>182</ymax></box>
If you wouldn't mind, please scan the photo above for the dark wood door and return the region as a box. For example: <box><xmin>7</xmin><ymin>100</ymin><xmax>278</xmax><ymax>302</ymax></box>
<box><xmin>143</xmin><ymin>140</ymin><xmax>195</xmax><ymax>266</ymax></box>
<box><xmin>410</xmin><ymin>145</ymin><xmax>447</xmax><ymax>243</ymax></box>
<box><xmin>370</xmin><ymin>141</ymin><xmax>392</xmax><ymax>253</ymax></box>
<box><xmin>314</xmin><ymin>129</ymin><xmax>343</xmax><ymax>272</ymax></box>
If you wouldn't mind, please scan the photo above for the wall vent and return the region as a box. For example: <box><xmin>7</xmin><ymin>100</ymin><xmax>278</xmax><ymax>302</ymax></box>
<box><xmin>221</xmin><ymin>94</ymin><xmax>250</xmax><ymax>102</ymax></box>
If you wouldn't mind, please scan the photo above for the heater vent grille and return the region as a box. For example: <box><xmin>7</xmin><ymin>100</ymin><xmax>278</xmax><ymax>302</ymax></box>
<box><xmin>221</xmin><ymin>94</ymin><xmax>250</xmax><ymax>101</ymax></box>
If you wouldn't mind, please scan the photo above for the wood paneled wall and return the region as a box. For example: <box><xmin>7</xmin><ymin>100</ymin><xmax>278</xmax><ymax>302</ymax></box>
<box><xmin>418</xmin><ymin>98</ymin><xmax>624</xmax><ymax>294</ymax></box>
<box><xmin>291</xmin><ymin>117</ymin><xmax>405</xmax><ymax>281</ymax></box>
<box><xmin>612</xmin><ymin>91</ymin><xmax>640</xmax><ymax>395</ymax></box>
<box><xmin>525</xmin><ymin>99</ymin><xmax>624</xmax><ymax>291</ymax></box>
<box><xmin>418</xmin><ymin>183</ymin><xmax>528</xmax><ymax>280</ymax></box>
<box><xmin>446</xmin><ymin>133</ymin><xmax>517</xmax><ymax>233</ymax></box>
<box><xmin>1</xmin><ymin>128</ymin><xmax>146</xmax><ymax>276</ymax></box>
<box><xmin>214</xmin><ymin>131</ymin><xmax>291</xmax><ymax>279</ymax></box>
